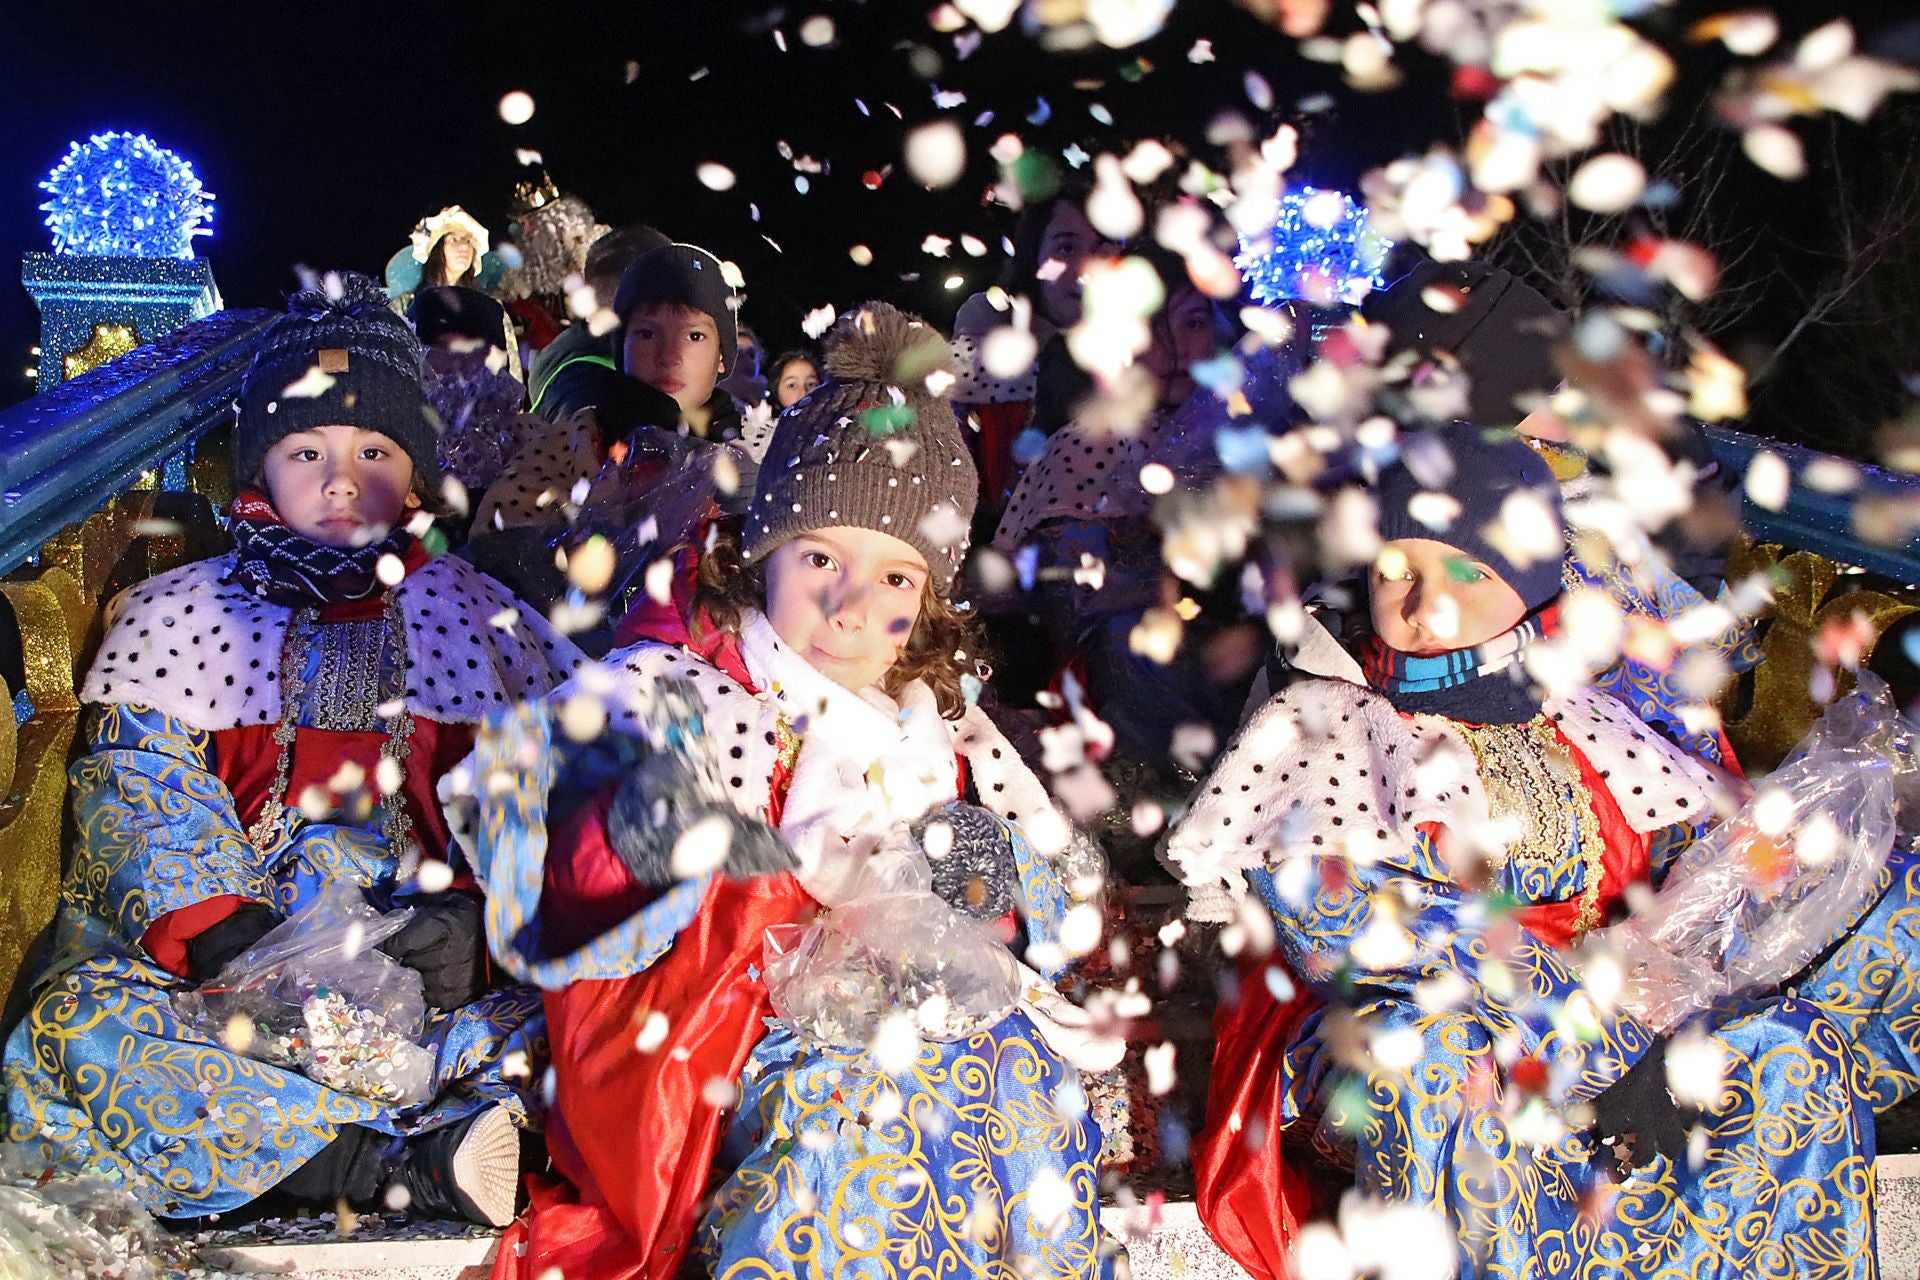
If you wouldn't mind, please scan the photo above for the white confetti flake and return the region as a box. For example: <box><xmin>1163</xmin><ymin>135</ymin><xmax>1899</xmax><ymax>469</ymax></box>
<box><xmin>922</xmin><ymin>234</ymin><xmax>953</xmax><ymax>257</ymax></box>
<box><xmin>1752</xmin><ymin>786</ymin><xmax>1795</xmax><ymax>837</ymax></box>
<box><xmin>559</xmin><ymin>692</ymin><xmax>607</xmax><ymax>743</ymax></box>
<box><xmin>636</xmin><ymin>1011</ymin><xmax>670</xmax><ymax>1054</ymax></box>
<box><xmin>567</xmin><ymin>535</ymin><xmax>617</xmax><ymax>595</ymax></box>
<box><xmin>1188</xmin><ymin>38</ymin><xmax>1215</xmax><ymax>63</ymax></box>
<box><xmin>498</xmin><ymin>91</ymin><xmax>535</xmax><ymax>125</ymax></box>
<box><xmin>375</xmin><ymin>553</ymin><xmax>406</xmax><ymax>587</ymax></box>
<box><xmin>918</xmin><ymin>503</ymin><xmax>970</xmax><ymax>550</ymax></box>
<box><xmin>871</xmin><ymin>1013</ymin><xmax>919</xmax><ymax>1073</ymax></box>
<box><xmin>1567</xmin><ymin>153</ymin><xmax>1647</xmax><ymax>214</ymax></box>
<box><xmin>955</xmin><ymin>0</ymin><xmax>1019</xmax><ymax>32</ymax></box>
<box><xmin>1795</xmin><ymin>19</ymin><xmax>1853</xmax><ymax>73</ymax></box>
<box><xmin>416</xmin><ymin>858</ymin><xmax>455</xmax><ymax>894</ymax></box>
<box><xmin>905</xmin><ymin>120</ymin><xmax>967</xmax><ymax>188</ymax></box>
<box><xmin>1087</xmin><ymin>154</ymin><xmax>1144</xmax><ymax>240</ymax></box>
<box><xmin>671</xmin><ymin>814</ymin><xmax>735</xmax><ymax>878</ymax></box>
<box><xmin>1664</xmin><ymin>1027</ymin><xmax>1728</xmax><ymax>1110</ymax></box>
<box><xmin>645</xmin><ymin>557</ymin><xmax>675</xmax><ymax>605</ymax></box>
<box><xmin>802</xmin><ymin>304</ymin><xmax>839</xmax><ymax>339</ymax></box>
<box><xmin>697</xmin><ymin>163</ymin><xmax>737</xmax><ymax>191</ymax></box>
<box><xmin>1744</xmin><ymin>449</ymin><xmax>1791</xmax><ymax>511</ymax></box>
<box><xmin>981</xmin><ymin>325</ymin><xmax>1038</xmax><ymax>379</ymax></box>
<box><xmin>1144</xmin><ymin>1041</ymin><xmax>1177</xmax><ymax>1095</ymax></box>
<box><xmin>1743</xmin><ymin>124</ymin><xmax>1806</xmax><ymax>180</ymax></box>
<box><xmin>1295</xmin><ymin>1223</ymin><xmax>1356</xmax><ymax>1280</ymax></box>
<box><xmin>281</xmin><ymin>366</ymin><xmax>336</xmax><ymax>399</ymax></box>
<box><xmin>799</xmin><ymin>14</ymin><xmax>836</xmax><ymax>46</ymax></box>
<box><xmin>1700</xmin><ymin>9</ymin><xmax>1778</xmax><ymax>56</ymax></box>
<box><xmin>1059</xmin><ymin>903</ymin><xmax>1103</xmax><ymax>957</ymax></box>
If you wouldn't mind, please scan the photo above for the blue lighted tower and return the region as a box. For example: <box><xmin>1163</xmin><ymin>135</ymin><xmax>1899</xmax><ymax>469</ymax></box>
<box><xmin>23</xmin><ymin>132</ymin><xmax>220</xmax><ymax>387</ymax></box>
<box><xmin>1234</xmin><ymin>187</ymin><xmax>1391</xmax><ymax>309</ymax></box>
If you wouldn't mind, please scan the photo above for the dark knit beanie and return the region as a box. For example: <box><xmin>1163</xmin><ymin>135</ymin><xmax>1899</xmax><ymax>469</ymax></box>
<box><xmin>743</xmin><ymin>302</ymin><xmax>979</xmax><ymax>595</ymax></box>
<box><xmin>236</xmin><ymin>273</ymin><xmax>437</xmax><ymax>487</ymax></box>
<box><xmin>1363</xmin><ymin>259</ymin><xmax>1570</xmax><ymax>428</ymax></box>
<box><xmin>1376</xmin><ymin>424</ymin><xmax>1565</xmax><ymax>612</ymax></box>
<box><xmin>613</xmin><ymin>243</ymin><xmax>738</xmax><ymax>371</ymax></box>
<box><xmin>407</xmin><ymin>285</ymin><xmax>509</xmax><ymax>352</ymax></box>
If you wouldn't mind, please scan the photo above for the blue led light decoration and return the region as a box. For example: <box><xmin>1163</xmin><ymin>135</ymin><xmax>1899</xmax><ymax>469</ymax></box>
<box><xmin>23</xmin><ymin>132</ymin><xmax>222</xmax><ymax>388</ymax></box>
<box><xmin>1235</xmin><ymin>187</ymin><xmax>1391</xmax><ymax>309</ymax></box>
<box><xmin>39</xmin><ymin>132</ymin><xmax>214</xmax><ymax>259</ymax></box>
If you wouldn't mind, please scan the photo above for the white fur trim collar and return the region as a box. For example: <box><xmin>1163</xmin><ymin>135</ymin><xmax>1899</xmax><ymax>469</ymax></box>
<box><xmin>83</xmin><ymin>553</ymin><xmax>584</xmax><ymax>731</ymax></box>
<box><xmin>1166</xmin><ymin>677</ymin><xmax>1725</xmax><ymax>922</ymax></box>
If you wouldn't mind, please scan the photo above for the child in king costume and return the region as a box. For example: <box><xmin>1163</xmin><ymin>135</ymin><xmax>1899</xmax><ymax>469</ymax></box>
<box><xmin>4</xmin><ymin>276</ymin><xmax>582</xmax><ymax>1225</ymax></box>
<box><xmin>1167</xmin><ymin>426</ymin><xmax>1879</xmax><ymax>1280</ymax></box>
<box><xmin>469</xmin><ymin>303</ymin><xmax>1118</xmax><ymax>1280</ymax></box>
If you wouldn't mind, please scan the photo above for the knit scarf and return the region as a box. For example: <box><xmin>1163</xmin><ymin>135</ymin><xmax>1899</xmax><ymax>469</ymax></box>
<box><xmin>227</xmin><ymin>490</ymin><xmax>419</xmax><ymax>607</ymax></box>
<box><xmin>1360</xmin><ymin>604</ymin><xmax>1558</xmax><ymax>724</ymax></box>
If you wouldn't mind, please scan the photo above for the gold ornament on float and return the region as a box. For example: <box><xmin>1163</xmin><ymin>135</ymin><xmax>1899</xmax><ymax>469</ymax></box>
<box><xmin>61</xmin><ymin>322</ymin><xmax>140</xmax><ymax>380</ymax></box>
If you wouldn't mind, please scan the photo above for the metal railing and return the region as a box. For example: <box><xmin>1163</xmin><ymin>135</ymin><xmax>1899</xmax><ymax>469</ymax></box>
<box><xmin>0</xmin><ymin>307</ymin><xmax>274</xmax><ymax>575</ymax></box>
<box><xmin>1707</xmin><ymin>425</ymin><xmax>1920</xmax><ymax>586</ymax></box>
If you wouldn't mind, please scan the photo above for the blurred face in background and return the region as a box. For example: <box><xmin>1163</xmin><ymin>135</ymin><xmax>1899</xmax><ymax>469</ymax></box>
<box><xmin>439</xmin><ymin>230</ymin><xmax>476</xmax><ymax>280</ymax></box>
<box><xmin>773</xmin><ymin>358</ymin><xmax>821</xmax><ymax>408</ymax></box>
<box><xmin>1036</xmin><ymin>201</ymin><xmax>1118</xmax><ymax>329</ymax></box>
<box><xmin>1143</xmin><ymin>287</ymin><xmax>1216</xmax><ymax>408</ymax></box>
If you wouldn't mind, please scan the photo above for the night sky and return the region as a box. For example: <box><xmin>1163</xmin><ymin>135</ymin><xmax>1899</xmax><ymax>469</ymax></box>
<box><xmin>0</xmin><ymin>0</ymin><xmax>1897</xmax><ymax>427</ymax></box>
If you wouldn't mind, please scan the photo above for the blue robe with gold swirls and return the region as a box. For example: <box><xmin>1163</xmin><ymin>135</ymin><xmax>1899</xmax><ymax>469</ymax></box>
<box><xmin>1173</xmin><ymin>678</ymin><xmax>1878</xmax><ymax>1280</ymax></box>
<box><xmin>467</xmin><ymin>652</ymin><xmax>1113</xmax><ymax>1280</ymax></box>
<box><xmin>2</xmin><ymin>552</ymin><xmax>576</xmax><ymax>1218</ymax></box>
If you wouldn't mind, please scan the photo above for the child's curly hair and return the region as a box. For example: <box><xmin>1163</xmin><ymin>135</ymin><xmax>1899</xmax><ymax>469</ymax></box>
<box><xmin>694</xmin><ymin>520</ymin><xmax>985</xmax><ymax>719</ymax></box>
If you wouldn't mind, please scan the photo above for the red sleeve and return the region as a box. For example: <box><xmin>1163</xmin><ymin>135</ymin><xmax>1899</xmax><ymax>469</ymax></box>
<box><xmin>541</xmin><ymin>787</ymin><xmax>667</xmax><ymax>957</ymax></box>
<box><xmin>140</xmin><ymin>895</ymin><xmax>254</xmax><ymax>979</ymax></box>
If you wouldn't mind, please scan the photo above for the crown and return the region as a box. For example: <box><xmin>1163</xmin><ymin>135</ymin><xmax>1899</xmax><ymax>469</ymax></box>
<box><xmin>512</xmin><ymin>169</ymin><xmax>561</xmax><ymax>215</ymax></box>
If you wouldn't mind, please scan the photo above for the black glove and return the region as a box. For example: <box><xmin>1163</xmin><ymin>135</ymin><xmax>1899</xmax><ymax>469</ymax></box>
<box><xmin>379</xmin><ymin>893</ymin><xmax>489</xmax><ymax>1011</ymax></box>
<box><xmin>185</xmin><ymin>903</ymin><xmax>283</xmax><ymax>982</ymax></box>
<box><xmin>605</xmin><ymin>746</ymin><xmax>795</xmax><ymax>885</ymax></box>
<box><xmin>1591</xmin><ymin>1035</ymin><xmax>1702</xmax><ymax>1178</ymax></box>
<box><xmin>914</xmin><ymin>804</ymin><xmax>1017</xmax><ymax>922</ymax></box>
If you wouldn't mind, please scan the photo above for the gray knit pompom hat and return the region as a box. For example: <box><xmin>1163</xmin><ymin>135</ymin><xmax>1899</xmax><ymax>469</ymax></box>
<box><xmin>742</xmin><ymin>302</ymin><xmax>979</xmax><ymax>594</ymax></box>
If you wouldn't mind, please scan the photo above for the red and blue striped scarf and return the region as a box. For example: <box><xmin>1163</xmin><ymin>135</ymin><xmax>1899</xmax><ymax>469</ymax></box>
<box><xmin>1360</xmin><ymin>603</ymin><xmax>1559</xmax><ymax>723</ymax></box>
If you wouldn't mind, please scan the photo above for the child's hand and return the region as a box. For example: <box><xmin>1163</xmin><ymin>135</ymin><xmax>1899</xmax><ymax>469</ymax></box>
<box><xmin>606</xmin><ymin>749</ymin><xmax>794</xmax><ymax>886</ymax></box>
<box><xmin>185</xmin><ymin>903</ymin><xmax>283</xmax><ymax>983</ymax></box>
<box><xmin>381</xmin><ymin>893</ymin><xmax>489</xmax><ymax>1011</ymax></box>
<box><xmin>914</xmin><ymin>804</ymin><xmax>1017</xmax><ymax>922</ymax></box>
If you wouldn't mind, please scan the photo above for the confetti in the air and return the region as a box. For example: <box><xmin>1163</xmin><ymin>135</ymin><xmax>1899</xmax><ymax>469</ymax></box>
<box><xmin>498</xmin><ymin>91</ymin><xmax>535</xmax><ymax>125</ymax></box>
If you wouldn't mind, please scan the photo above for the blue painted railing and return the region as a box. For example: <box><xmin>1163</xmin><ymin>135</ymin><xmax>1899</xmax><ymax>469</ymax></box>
<box><xmin>0</xmin><ymin>307</ymin><xmax>274</xmax><ymax>575</ymax></box>
<box><xmin>1707</xmin><ymin>425</ymin><xmax>1920</xmax><ymax>586</ymax></box>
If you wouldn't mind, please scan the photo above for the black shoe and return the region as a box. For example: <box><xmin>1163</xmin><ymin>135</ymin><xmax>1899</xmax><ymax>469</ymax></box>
<box><xmin>391</xmin><ymin>1106</ymin><xmax>520</xmax><ymax>1226</ymax></box>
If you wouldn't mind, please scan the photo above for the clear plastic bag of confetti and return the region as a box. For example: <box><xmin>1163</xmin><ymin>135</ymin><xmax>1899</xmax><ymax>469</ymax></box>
<box><xmin>1593</xmin><ymin>673</ymin><xmax>1913</xmax><ymax>1033</ymax></box>
<box><xmin>763</xmin><ymin>832</ymin><xmax>1021</xmax><ymax>1047</ymax></box>
<box><xmin>173</xmin><ymin>880</ymin><xmax>437</xmax><ymax>1106</ymax></box>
